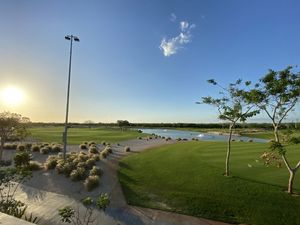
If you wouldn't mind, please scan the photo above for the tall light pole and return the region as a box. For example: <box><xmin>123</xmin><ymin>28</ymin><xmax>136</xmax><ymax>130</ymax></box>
<box><xmin>63</xmin><ymin>35</ymin><xmax>80</xmax><ymax>160</ymax></box>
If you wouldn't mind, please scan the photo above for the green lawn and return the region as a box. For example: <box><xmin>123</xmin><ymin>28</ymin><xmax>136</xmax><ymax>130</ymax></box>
<box><xmin>118</xmin><ymin>141</ymin><xmax>300</xmax><ymax>225</ymax></box>
<box><xmin>28</xmin><ymin>126</ymin><xmax>146</xmax><ymax>144</ymax></box>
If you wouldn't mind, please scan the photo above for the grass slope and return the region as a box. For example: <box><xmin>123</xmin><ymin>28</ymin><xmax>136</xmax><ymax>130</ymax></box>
<box><xmin>118</xmin><ymin>141</ymin><xmax>300</xmax><ymax>225</ymax></box>
<box><xmin>29</xmin><ymin>126</ymin><xmax>146</xmax><ymax>144</ymax></box>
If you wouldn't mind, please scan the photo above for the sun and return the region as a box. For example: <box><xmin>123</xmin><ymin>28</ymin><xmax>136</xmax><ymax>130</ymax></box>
<box><xmin>1</xmin><ymin>87</ymin><xmax>25</xmax><ymax>106</ymax></box>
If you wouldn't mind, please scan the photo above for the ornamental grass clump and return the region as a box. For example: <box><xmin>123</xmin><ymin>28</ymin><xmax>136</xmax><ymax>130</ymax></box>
<box><xmin>28</xmin><ymin>161</ymin><xmax>43</xmax><ymax>171</ymax></box>
<box><xmin>89</xmin><ymin>146</ymin><xmax>99</xmax><ymax>154</ymax></box>
<box><xmin>45</xmin><ymin>156</ymin><xmax>58</xmax><ymax>170</ymax></box>
<box><xmin>3</xmin><ymin>144</ymin><xmax>17</xmax><ymax>150</ymax></box>
<box><xmin>86</xmin><ymin>158</ymin><xmax>96</xmax><ymax>169</ymax></box>
<box><xmin>31</xmin><ymin>145</ymin><xmax>40</xmax><ymax>152</ymax></box>
<box><xmin>88</xmin><ymin>141</ymin><xmax>96</xmax><ymax>146</ymax></box>
<box><xmin>84</xmin><ymin>175</ymin><xmax>100</xmax><ymax>191</ymax></box>
<box><xmin>17</xmin><ymin>144</ymin><xmax>26</xmax><ymax>151</ymax></box>
<box><xmin>124</xmin><ymin>146</ymin><xmax>130</xmax><ymax>152</ymax></box>
<box><xmin>89</xmin><ymin>166</ymin><xmax>102</xmax><ymax>176</ymax></box>
<box><xmin>51</xmin><ymin>144</ymin><xmax>62</xmax><ymax>153</ymax></box>
<box><xmin>79</xmin><ymin>144</ymin><xmax>88</xmax><ymax>150</ymax></box>
<box><xmin>70</xmin><ymin>167</ymin><xmax>86</xmax><ymax>181</ymax></box>
<box><xmin>40</xmin><ymin>146</ymin><xmax>50</xmax><ymax>154</ymax></box>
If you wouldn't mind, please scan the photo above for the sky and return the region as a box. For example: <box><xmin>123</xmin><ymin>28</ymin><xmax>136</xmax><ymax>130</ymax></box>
<box><xmin>0</xmin><ymin>0</ymin><xmax>299</xmax><ymax>123</ymax></box>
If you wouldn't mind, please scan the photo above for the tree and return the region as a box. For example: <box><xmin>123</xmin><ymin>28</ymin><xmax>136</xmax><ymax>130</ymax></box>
<box><xmin>198</xmin><ymin>79</ymin><xmax>259</xmax><ymax>176</ymax></box>
<box><xmin>0</xmin><ymin>112</ymin><xmax>30</xmax><ymax>161</ymax></box>
<box><xmin>245</xmin><ymin>66</ymin><xmax>300</xmax><ymax>194</ymax></box>
<box><xmin>116</xmin><ymin>120</ymin><xmax>130</xmax><ymax>130</ymax></box>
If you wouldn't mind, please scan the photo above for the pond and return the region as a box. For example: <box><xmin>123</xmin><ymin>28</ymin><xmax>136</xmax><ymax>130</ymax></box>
<box><xmin>140</xmin><ymin>128</ymin><xmax>268</xmax><ymax>143</ymax></box>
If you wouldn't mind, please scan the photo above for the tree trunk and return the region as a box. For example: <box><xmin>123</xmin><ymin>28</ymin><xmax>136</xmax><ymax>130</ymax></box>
<box><xmin>274</xmin><ymin>125</ymin><xmax>279</xmax><ymax>142</ymax></box>
<box><xmin>225</xmin><ymin>124</ymin><xmax>234</xmax><ymax>176</ymax></box>
<box><xmin>288</xmin><ymin>170</ymin><xmax>295</xmax><ymax>194</ymax></box>
<box><xmin>0</xmin><ymin>137</ymin><xmax>4</xmax><ymax>161</ymax></box>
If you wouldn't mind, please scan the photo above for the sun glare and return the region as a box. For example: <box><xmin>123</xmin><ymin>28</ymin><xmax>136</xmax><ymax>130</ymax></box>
<box><xmin>1</xmin><ymin>87</ymin><xmax>25</xmax><ymax>106</ymax></box>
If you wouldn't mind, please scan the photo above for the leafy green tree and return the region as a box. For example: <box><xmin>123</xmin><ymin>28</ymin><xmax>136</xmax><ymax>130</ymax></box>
<box><xmin>198</xmin><ymin>79</ymin><xmax>259</xmax><ymax>176</ymax></box>
<box><xmin>245</xmin><ymin>66</ymin><xmax>300</xmax><ymax>193</ymax></box>
<box><xmin>0</xmin><ymin>112</ymin><xmax>30</xmax><ymax>160</ymax></box>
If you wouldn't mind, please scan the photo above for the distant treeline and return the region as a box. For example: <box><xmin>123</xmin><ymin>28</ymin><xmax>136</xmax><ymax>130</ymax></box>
<box><xmin>28</xmin><ymin>122</ymin><xmax>300</xmax><ymax>130</ymax></box>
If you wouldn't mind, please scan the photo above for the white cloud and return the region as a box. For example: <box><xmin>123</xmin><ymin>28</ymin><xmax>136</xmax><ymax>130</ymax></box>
<box><xmin>159</xmin><ymin>20</ymin><xmax>195</xmax><ymax>57</ymax></box>
<box><xmin>170</xmin><ymin>13</ymin><xmax>177</xmax><ymax>22</ymax></box>
<box><xmin>180</xmin><ymin>21</ymin><xmax>189</xmax><ymax>31</ymax></box>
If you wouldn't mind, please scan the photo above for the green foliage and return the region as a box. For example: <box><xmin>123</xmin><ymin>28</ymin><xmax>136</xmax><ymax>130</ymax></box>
<box><xmin>13</xmin><ymin>152</ymin><xmax>30</xmax><ymax>168</ymax></box>
<box><xmin>58</xmin><ymin>193</ymin><xmax>110</xmax><ymax>225</ymax></box>
<box><xmin>0</xmin><ymin>167</ymin><xmax>32</xmax><ymax>220</ymax></box>
<box><xmin>58</xmin><ymin>206</ymin><xmax>74</xmax><ymax>223</ymax></box>
<box><xmin>96</xmin><ymin>193</ymin><xmax>110</xmax><ymax>211</ymax></box>
<box><xmin>3</xmin><ymin>144</ymin><xmax>17</xmax><ymax>150</ymax></box>
<box><xmin>84</xmin><ymin>175</ymin><xmax>100</xmax><ymax>191</ymax></box>
<box><xmin>269</xmin><ymin>141</ymin><xmax>286</xmax><ymax>155</ymax></box>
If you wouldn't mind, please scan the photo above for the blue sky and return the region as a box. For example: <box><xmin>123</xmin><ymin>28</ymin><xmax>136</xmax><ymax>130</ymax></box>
<box><xmin>0</xmin><ymin>0</ymin><xmax>299</xmax><ymax>123</ymax></box>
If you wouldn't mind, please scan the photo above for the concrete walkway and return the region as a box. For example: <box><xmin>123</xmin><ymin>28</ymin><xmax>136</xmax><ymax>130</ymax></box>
<box><xmin>12</xmin><ymin>139</ymin><xmax>231</xmax><ymax>225</ymax></box>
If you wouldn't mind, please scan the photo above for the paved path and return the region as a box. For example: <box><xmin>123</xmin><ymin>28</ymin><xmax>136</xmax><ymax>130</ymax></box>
<box><xmin>11</xmin><ymin>139</ymin><xmax>231</xmax><ymax>225</ymax></box>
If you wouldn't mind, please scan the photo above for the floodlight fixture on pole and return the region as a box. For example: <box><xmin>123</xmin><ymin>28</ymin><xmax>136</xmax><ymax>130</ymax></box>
<box><xmin>63</xmin><ymin>35</ymin><xmax>80</xmax><ymax>161</ymax></box>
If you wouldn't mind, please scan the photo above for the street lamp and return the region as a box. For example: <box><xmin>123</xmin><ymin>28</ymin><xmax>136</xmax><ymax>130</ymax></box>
<box><xmin>63</xmin><ymin>35</ymin><xmax>80</xmax><ymax>160</ymax></box>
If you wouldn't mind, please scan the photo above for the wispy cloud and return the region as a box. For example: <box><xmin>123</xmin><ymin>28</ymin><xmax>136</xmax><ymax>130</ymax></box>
<box><xmin>160</xmin><ymin>20</ymin><xmax>195</xmax><ymax>57</ymax></box>
<box><xmin>170</xmin><ymin>13</ymin><xmax>177</xmax><ymax>22</ymax></box>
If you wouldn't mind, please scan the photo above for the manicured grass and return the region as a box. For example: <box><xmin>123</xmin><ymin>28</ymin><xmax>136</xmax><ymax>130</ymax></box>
<box><xmin>29</xmin><ymin>126</ymin><xmax>146</xmax><ymax>144</ymax></box>
<box><xmin>118</xmin><ymin>141</ymin><xmax>300</xmax><ymax>225</ymax></box>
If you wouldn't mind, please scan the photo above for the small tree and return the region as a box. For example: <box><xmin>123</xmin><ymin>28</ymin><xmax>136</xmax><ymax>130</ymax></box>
<box><xmin>0</xmin><ymin>112</ymin><xmax>30</xmax><ymax>161</ymax></box>
<box><xmin>246</xmin><ymin>66</ymin><xmax>300</xmax><ymax>194</ymax></box>
<box><xmin>198</xmin><ymin>79</ymin><xmax>259</xmax><ymax>176</ymax></box>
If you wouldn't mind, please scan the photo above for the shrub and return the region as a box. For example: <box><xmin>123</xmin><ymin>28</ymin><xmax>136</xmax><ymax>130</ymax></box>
<box><xmin>105</xmin><ymin>146</ymin><xmax>112</xmax><ymax>153</ymax></box>
<box><xmin>29</xmin><ymin>161</ymin><xmax>43</xmax><ymax>171</ymax></box>
<box><xmin>79</xmin><ymin>144</ymin><xmax>88</xmax><ymax>150</ymax></box>
<box><xmin>166</xmin><ymin>137</ymin><xmax>172</xmax><ymax>141</ymax></box>
<box><xmin>45</xmin><ymin>156</ymin><xmax>58</xmax><ymax>170</ymax></box>
<box><xmin>51</xmin><ymin>145</ymin><xmax>62</xmax><ymax>153</ymax></box>
<box><xmin>84</xmin><ymin>175</ymin><xmax>100</xmax><ymax>191</ymax></box>
<box><xmin>25</xmin><ymin>143</ymin><xmax>32</xmax><ymax>150</ymax></box>
<box><xmin>101</xmin><ymin>141</ymin><xmax>106</xmax><ymax>146</ymax></box>
<box><xmin>70</xmin><ymin>167</ymin><xmax>86</xmax><ymax>181</ymax></box>
<box><xmin>78</xmin><ymin>153</ymin><xmax>89</xmax><ymax>162</ymax></box>
<box><xmin>176</xmin><ymin>138</ymin><xmax>182</xmax><ymax>141</ymax></box>
<box><xmin>3</xmin><ymin>144</ymin><xmax>17</xmax><ymax>150</ymax></box>
<box><xmin>17</xmin><ymin>144</ymin><xmax>26</xmax><ymax>151</ymax></box>
<box><xmin>90</xmin><ymin>166</ymin><xmax>102</xmax><ymax>176</ymax></box>
<box><xmin>89</xmin><ymin>146</ymin><xmax>98</xmax><ymax>154</ymax></box>
<box><xmin>0</xmin><ymin>160</ymin><xmax>12</xmax><ymax>166</ymax></box>
<box><xmin>40</xmin><ymin>146</ymin><xmax>50</xmax><ymax>154</ymax></box>
<box><xmin>88</xmin><ymin>141</ymin><xmax>96</xmax><ymax>146</ymax></box>
<box><xmin>55</xmin><ymin>163</ymin><xmax>65</xmax><ymax>174</ymax></box>
<box><xmin>77</xmin><ymin>162</ymin><xmax>87</xmax><ymax>168</ymax></box>
<box><xmin>91</xmin><ymin>154</ymin><xmax>100</xmax><ymax>161</ymax></box>
<box><xmin>248</xmin><ymin>139</ymin><xmax>253</xmax><ymax>142</ymax></box>
<box><xmin>86</xmin><ymin>158</ymin><xmax>96</xmax><ymax>169</ymax></box>
<box><xmin>62</xmin><ymin>163</ymin><xmax>75</xmax><ymax>176</ymax></box>
<box><xmin>137</xmin><ymin>137</ymin><xmax>142</xmax><ymax>140</ymax></box>
<box><xmin>100</xmin><ymin>151</ymin><xmax>108</xmax><ymax>159</ymax></box>
<box><xmin>14</xmin><ymin>152</ymin><xmax>30</xmax><ymax>167</ymax></box>
<box><xmin>124</xmin><ymin>146</ymin><xmax>130</xmax><ymax>152</ymax></box>
<box><xmin>31</xmin><ymin>145</ymin><xmax>40</xmax><ymax>152</ymax></box>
